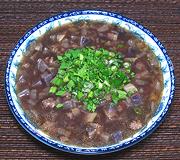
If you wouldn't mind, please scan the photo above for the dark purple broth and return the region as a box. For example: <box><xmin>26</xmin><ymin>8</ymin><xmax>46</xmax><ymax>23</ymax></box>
<box><xmin>16</xmin><ymin>21</ymin><xmax>163</xmax><ymax>147</ymax></box>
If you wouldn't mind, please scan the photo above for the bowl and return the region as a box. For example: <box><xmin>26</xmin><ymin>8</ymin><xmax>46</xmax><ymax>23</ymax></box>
<box><xmin>5</xmin><ymin>10</ymin><xmax>175</xmax><ymax>155</ymax></box>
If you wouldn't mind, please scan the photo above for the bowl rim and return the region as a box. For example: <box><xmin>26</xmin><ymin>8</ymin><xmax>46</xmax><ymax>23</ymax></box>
<box><xmin>5</xmin><ymin>9</ymin><xmax>175</xmax><ymax>155</ymax></box>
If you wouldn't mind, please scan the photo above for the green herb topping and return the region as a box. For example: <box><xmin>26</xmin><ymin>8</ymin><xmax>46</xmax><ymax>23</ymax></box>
<box><xmin>50</xmin><ymin>47</ymin><xmax>135</xmax><ymax>112</ymax></box>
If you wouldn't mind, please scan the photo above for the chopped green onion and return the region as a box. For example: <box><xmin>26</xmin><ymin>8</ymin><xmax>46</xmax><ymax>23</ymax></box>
<box><xmin>49</xmin><ymin>47</ymin><xmax>135</xmax><ymax>112</ymax></box>
<box><xmin>56</xmin><ymin>90</ymin><xmax>66</xmax><ymax>96</ymax></box>
<box><xmin>56</xmin><ymin>103</ymin><xmax>64</xmax><ymax>109</ymax></box>
<box><xmin>49</xmin><ymin>86</ymin><xmax>57</xmax><ymax>93</ymax></box>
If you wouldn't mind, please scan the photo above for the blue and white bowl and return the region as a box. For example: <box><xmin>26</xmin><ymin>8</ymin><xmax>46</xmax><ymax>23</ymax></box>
<box><xmin>5</xmin><ymin>10</ymin><xmax>175</xmax><ymax>155</ymax></box>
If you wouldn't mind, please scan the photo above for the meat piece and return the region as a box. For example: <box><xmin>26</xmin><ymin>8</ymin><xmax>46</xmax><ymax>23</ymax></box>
<box><xmin>61</xmin><ymin>39</ymin><xmax>69</xmax><ymax>48</ymax></box>
<box><xmin>27</xmin><ymin>99</ymin><xmax>37</xmax><ymax>106</ymax></box>
<box><xmin>117</xmin><ymin>101</ymin><xmax>127</xmax><ymax>112</ymax></box>
<box><xmin>29</xmin><ymin>89</ymin><xmax>37</xmax><ymax>100</ymax></box>
<box><xmin>124</xmin><ymin>97</ymin><xmax>133</xmax><ymax>108</ymax></box>
<box><xmin>107</xmin><ymin>32</ymin><xmax>118</xmax><ymax>41</ymax></box>
<box><xmin>38</xmin><ymin>87</ymin><xmax>50</xmax><ymax>99</ymax></box>
<box><xmin>100</xmin><ymin>132</ymin><xmax>111</xmax><ymax>143</ymax></box>
<box><xmin>66</xmin><ymin>112</ymin><xmax>73</xmax><ymax>119</ymax></box>
<box><xmin>134</xmin><ymin>79</ymin><xmax>147</xmax><ymax>86</ymax></box>
<box><xmin>124</xmin><ymin>83</ymin><xmax>138</xmax><ymax>94</ymax></box>
<box><xmin>42</xmin><ymin>97</ymin><xmax>56</xmax><ymax>109</ymax></box>
<box><xmin>43</xmin><ymin>47</ymin><xmax>50</xmax><ymax>55</ymax></box>
<box><xmin>50</xmin><ymin>44</ymin><xmax>60</xmax><ymax>54</ymax></box>
<box><xmin>155</xmin><ymin>80</ymin><xmax>161</xmax><ymax>92</ymax></box>
<box><xmin>57</xmin><ymin>128</ymin><xmax>71</xmax><ymax>137</ymax></box>
<box><xmin>37</xmin><ymin>58</ymin><xmax>48</xmax><ymax>73</ymax></box>
<box><xmin>34</xmin><ymin>43</ymin><xmax>43</xmax><ymax>52</ymax></box>
<box><xmin>60</xmin><ymin>136</ymin><xmax>69</xmax><ymax>143</ymax></box>
<box><xmin>41</xmin><ymin>121</ymin><xmax>55</xmax><ymax>131</ymax></box>
<box><xmin>111</xmin><ymin>131</ymin><xmax>122</xmax><ymax>143</ymax></box>
<box><xmin>129</xmin><ymin>120</ymin><xmax>142</xmax><ymax>130</ymax></box>
<box><xmin>84</xmin><ymin>112</ymin><xmax>97</xmax><ymax>123</ymax></box>
<box><xmin>97</xmin><ymin>24</ymin><xmax>109</xmax><ymax>32</ymax></box>
<box><xmin>135</xmin><ymin>70</ymin><xmax>150</xmax><ymax>79</ymax></box>
<box><xmin>86</xmin><ymin>123</ymin><xmax>102</xmax><ymax>139</ymax></box>
<box><xmin>44</xmin><ymin>110</ymin><xmax>58</xmax><ymax>121</ymax></box>
<box><xmin>135</xmin><ymin>62</ymin><xmax>146</xmax><ymax>71</ymax></box>
<box><xmin>22</xmin><ymin>63</ymin><xmax>30</xmax><ymax>69</ymax></box>
<box><xmin>41</xmin><ymin>71</ymin><xmax>53</xmax><ymax>85</ymax></box>
<box><xmin>57</xmin><ymin>34</ymin><xmax>65</xmax><ymax>42</ymax></box>
<box><xmin>71</xmin><ymin>108</ymin><xmax>80</xmax><ymax>116</ymax></box>
<box><xmin>104</xmin><ymin>106</ymin><xmax>118</xmax><ymax>120</ymax></box>
<box><xmin>27</xmin><ymin>109</ymin><xmax>43</xmax><ymax>125</ymax></box>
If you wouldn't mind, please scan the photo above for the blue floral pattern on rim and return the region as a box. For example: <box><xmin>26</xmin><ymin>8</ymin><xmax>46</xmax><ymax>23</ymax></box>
<box><xmin>5</xmin><ymin>10</ymin><xmax>175</xmax><ymax>155</ymax></box>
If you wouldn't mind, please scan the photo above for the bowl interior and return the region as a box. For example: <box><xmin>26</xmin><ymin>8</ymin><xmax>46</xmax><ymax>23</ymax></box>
<box><xmin>5</xmin><ymin>10</ymin><xmax>175</xmax><ymax>154</ymax></box>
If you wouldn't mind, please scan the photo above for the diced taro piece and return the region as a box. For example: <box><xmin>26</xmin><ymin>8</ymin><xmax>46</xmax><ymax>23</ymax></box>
<box><xmin>37</xmin><ymin>58</ymin><xmax>48</xmax><ymax>73</ymax></box>
<box><xmin>86</xmin><ymin>123</ymin><xmax>102</xmax><ymax>139</ymax></box>
<box><xmin>41</xmin><ymin>71</ymin><xmax>53</xmax><ymax>85</ymax></box>
<box><xmin>80</xmin><ymin>36</ymin><xmax>91</xmax><ymax>47</ymax></box>
<box><xmin>18</xmin><ymin>89</ymin><xmax>30</xmax><ymax>98</ymax></box>
<box><xmin>32</xmin><ymin>80</ymin><xmax>42</xmax><ymax>88</ymax></box>
<box><xmin>42</xmin><ymin>97</ymin><xmax>56</xmax><ymax>109</ymax></box>
<box><xmin>129</xmin><ymin>120</ymin><xmax>142</xmax><ymax>130</ymax></box>
<box><xmin>97</xmin><ymin>24</ymin><xmax>109</xmax><ymax>32</ymax></box>
<box><xmin>84</xmin><ymin>112</ymin><xmax>97</xmax><ymax>123</ymax></box>
<box><xmin>131</xmin><ymin>93</ymin><xmax>142</xmax><ymax>106</ymax></box>
<box><xmin>111</xmin><ymin>131</ymin><xmax>122</xmax><ymax>143</ymax></box>
<box><xmin>124</xmin><ymin>83</ymin><xmax>138</xmax><ymax>93</ymax></box>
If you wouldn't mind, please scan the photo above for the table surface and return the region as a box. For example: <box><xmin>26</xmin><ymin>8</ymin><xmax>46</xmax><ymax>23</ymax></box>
<box><xmin>0</xmin><ymin>0</ymin><xmax>180</xmax><ymax>159</ymax></box>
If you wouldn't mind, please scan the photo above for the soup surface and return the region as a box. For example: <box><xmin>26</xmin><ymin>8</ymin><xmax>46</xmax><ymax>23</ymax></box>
<box><xmin>16</xmin><ymin>21</ymin><xmax>163</xmax><ymax>147</ymax></box>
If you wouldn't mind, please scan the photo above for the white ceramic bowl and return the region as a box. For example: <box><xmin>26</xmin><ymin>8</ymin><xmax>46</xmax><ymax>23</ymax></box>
<box><xmin>5</xmin><ymin>10</ymin><xmax>175</xmax><ymax>155</ymax></box>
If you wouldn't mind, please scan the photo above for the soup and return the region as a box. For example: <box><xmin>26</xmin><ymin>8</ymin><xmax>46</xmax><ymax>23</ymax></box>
<box><xmin>16</xmin><ymin>21</ymin><xmax>163</xmax><ymax>147</ymax></box>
